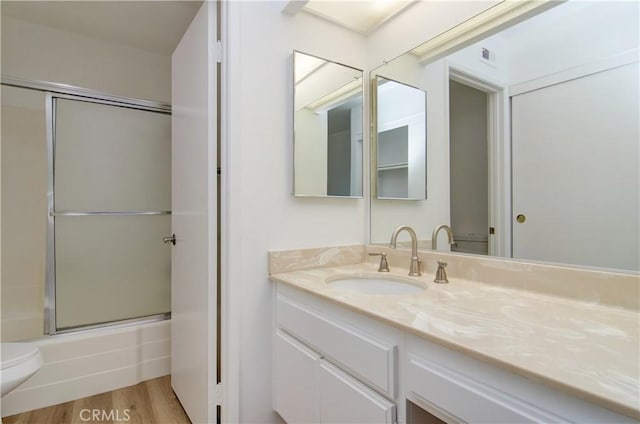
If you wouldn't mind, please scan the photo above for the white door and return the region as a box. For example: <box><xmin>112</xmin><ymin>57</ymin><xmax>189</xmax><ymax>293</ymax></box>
<box><xmin>171</xmin><ymin>2</ymin><xmax>217</xmax><ymax>422</ymax></box>
<box><xmin>511</xmin><ymin>63</ymin><xmax>639</xmax><ymax>270</ymax></box>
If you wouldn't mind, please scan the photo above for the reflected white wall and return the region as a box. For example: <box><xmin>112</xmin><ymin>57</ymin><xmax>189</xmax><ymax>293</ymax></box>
<box><xmin>295</xmin><ymin>109</ymin><xmax>328</xmax><ymax>196</ymax></box>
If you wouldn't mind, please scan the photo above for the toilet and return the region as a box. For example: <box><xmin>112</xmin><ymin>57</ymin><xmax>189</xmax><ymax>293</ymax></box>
<box><xmin>1</xmin><ymin>343</ymin><xmax>43</xmax><ymax>397</ymax></box>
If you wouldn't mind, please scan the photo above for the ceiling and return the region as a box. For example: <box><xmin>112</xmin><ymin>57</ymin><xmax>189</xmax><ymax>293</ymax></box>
<box><xmin>2</xmin><ymin>1</ymin><xmax>413</xmax><ymax>52</ymax></box>
<box><xmin>1</xmin><ymin>1</ymin><xmax>202</xmax><ymax>55</ymax></box>
<box><xmin>301</xmin><ymin>0</ymin><xmax>415</xmax><ymax>34</ymax></box>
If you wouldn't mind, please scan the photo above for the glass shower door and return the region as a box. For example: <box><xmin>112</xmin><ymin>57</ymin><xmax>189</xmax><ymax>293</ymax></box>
<box><xmin>49</xmin><ymin>96</ymin><xmax>171</xmax><ymax>332</ymax></box>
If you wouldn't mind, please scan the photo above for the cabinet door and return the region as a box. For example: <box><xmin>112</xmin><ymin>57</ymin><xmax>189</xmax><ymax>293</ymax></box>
<box><xmin>274</xmin><ymin>330</ymin><xmax>321</xmax><ymax>423</ymax></box>
<box><xmin>319</xmin><ymin>360</ymin><xmax>395</xmax><ymax>424</ymax></box>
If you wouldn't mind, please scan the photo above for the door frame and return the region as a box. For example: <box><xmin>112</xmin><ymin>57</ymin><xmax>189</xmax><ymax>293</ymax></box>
<box><xmin>446</xmin><ymin>64</ymin><xmax>510</xmax><ymax>257</ymax></box>
<box><xmin>219</xmin><ymin>1</ymin><xmax>239</xmax><ymax>421</ymax></box>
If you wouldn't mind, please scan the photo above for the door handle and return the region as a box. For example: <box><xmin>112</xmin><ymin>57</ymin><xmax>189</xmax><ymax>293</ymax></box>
<box><xmin>163</xmin><ymin>234</ymin><xmax>176</xmax><ymax>245</ymax></box>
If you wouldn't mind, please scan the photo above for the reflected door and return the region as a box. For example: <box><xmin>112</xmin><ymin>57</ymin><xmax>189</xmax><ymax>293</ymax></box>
<box><xmin>512</xmin><ymin>63</ymin><xmax>640</xmax><ymax>270</ymax></box>
<box><xmin>51</xmin><ymin>96</ymin><xmax>171</xmax><ymax>331</ymax></box>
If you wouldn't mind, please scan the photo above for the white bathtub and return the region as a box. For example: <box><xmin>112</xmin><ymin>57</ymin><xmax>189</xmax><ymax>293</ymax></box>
<box><xmin>0</xmin><ymin>320</ymin><xmax>170</xmax><ymax>417</ymax></box>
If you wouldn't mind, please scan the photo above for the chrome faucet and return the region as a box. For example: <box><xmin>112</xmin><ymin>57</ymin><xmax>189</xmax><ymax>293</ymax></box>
<box><xmin>431</xmin><ymin>224</ymin><xmax>456</xmax><ymax>251</ymax></box>
<box><xmin>389</xmin><ymin>225</ymin><xmax>421</xmax><ymax>276</ymax></box>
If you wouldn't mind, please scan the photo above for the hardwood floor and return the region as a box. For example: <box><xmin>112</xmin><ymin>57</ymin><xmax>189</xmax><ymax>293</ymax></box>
<box><xmin>3</xmin><ymin>376</ymin><xmax>191</xmax><ymax>424</ymax></box>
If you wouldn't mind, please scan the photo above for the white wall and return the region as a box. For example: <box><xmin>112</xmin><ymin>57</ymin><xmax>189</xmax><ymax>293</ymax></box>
<box><xmin>1</xmin><ymin>86</ymin><xmax>47</xmax><ymax>341</ymax></box>
<box><xmin>224</xmin><ymin>2</ymin><xmax>368</xmax><ymax>422</ymax></box>
<box><xmin>1</xmin><ymin>16</ymin><xmax>171</xmax><ymax>103</ymax></box>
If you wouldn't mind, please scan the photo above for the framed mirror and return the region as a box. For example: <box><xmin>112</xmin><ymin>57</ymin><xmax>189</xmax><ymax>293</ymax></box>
<box><xmin>370</xmin><ymin>0</ymin><xmax>639</xmax><ymax>272</ymax></box>
<box><xmin>373</xmin><ymin>76</ymin><xmax>427</xmax><ymax>200</ymax></box>
<box><xmin>293</xmin><ymin>50</ymin><xmax>364</xmax><ymax>198</ymax></box>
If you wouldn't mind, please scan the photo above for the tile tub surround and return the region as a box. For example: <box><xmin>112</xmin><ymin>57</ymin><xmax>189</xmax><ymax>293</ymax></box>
<box><xmin>268</xmin><ymin>245</ymin><xmax>640</xmax><ymax>419</ymax></box>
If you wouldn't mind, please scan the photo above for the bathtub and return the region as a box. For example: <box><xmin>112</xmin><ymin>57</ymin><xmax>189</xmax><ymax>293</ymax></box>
<box><xmin>0</xmin><ymin>319</ymin><xmax>170</xmax><ymax>417</ymax></box>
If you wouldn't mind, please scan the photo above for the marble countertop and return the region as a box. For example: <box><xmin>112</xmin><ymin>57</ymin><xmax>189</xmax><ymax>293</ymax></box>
<box><xmin>270</xmin><ymin>261</ymin><xmax>640</xmax><ymax>419</ymax></box>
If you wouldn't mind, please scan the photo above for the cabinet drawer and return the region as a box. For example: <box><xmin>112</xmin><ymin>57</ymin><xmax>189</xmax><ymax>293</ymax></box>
<box><xmin>406</xmin><ymin>354</ymin><xmax>564</xmax><ymax>423</ymax></box>
<box><xmin>319</xmin><ymin>360</ymin><xmax>396</xmax><ymax>424</ymax></box>
<box><xmin>277</xmin><ymin>294</ymin><xmax>396</xmax><ymax>397</ymax></box>
<box><xmin>274</xmin><ymin>330</ymin><xmax>320</xmax><ymax>424</ymax></box>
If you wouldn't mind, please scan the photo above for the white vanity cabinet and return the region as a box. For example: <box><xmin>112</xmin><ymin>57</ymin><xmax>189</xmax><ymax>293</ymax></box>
<box><xmin>274</xmin><ymin>329</ymin><xmax>395</xmax><ymax>424</ymax></box>
<box><xmin>274</xmin><ymin>329</ymin><xmax>321</xmax><ymax>423</ymax></box>
<box><xmin>273</xmin><ymin>282</ymin><xmax>637</xmax><ymax>424</ymax></box>
<box><xmin>318</xmin><ymin>360</ymin><xmax>396</xmax><ymax>424</ymax></box>
<box><xmin>274</xmin><ymin>284</ymin><xmax>398</xmax><ymax>424</ymax></box>
<box><xmin>404</xmin><ymin>335</ymin><xmax>637</xmax><ymax>424</ymax></box>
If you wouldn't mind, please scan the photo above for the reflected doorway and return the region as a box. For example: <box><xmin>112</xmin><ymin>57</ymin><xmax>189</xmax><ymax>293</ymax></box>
<box><xmin>448</xmin><ymin>79</ymin><xmax>489</xmax><ymax>255</ymax></box>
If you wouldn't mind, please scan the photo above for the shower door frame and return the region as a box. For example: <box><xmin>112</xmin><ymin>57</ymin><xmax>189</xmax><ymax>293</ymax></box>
<box><xmin>44</xmin><ymin>87</ymin><xmax>172</xmax><ymax>335</ymax></box>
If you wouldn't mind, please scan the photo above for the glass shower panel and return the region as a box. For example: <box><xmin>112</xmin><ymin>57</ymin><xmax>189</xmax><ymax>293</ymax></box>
<box><xmin>55</xmin><ymin>215</ymin><xmax>171</xmax><ymax>329</ymax></box>
<box><xmin>50</xmin><ymin>96</ymin><xmax>171</xmax><ymax>332</ymax></box>
<box><xmin>54</xmin><ymin>98</ymin><xmax>171</xmax><ymax>212</ymax></box>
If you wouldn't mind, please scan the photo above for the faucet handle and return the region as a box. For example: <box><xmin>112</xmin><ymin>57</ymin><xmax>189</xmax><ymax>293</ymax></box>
<box><xmin>368</xmin><ymin>252</ymin><xmax>390</xmax><ymax>272</ymax></box>
<box><xmin>434</xmin><ymin>260</ymin><xmax>449</xmax><ymax>284</ymax></box>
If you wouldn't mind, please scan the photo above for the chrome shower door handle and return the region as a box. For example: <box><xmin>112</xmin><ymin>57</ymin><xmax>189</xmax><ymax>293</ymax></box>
<box><xmin>163</xmin><ymin>234</ymin><xmax>176</xmax><ymax>245</ymax></box>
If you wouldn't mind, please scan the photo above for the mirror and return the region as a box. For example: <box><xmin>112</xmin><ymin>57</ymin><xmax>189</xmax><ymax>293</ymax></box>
<box><xmin>370</xmin><ymin>1</ymin><xmax>639</xmax><ymax>272</ymax></box>
<box><xmin>293</xmin><ymin>51</ymin><xmax>364</xmax><ymax>198</ymax></box>
<box><xmin>373</xmin><ymin>77</ymin><xmax>427</xmax><ymax>200</ymax></box>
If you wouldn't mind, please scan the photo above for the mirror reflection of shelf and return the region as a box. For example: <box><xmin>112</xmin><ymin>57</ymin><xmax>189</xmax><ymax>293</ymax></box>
<box><xmin>377</xmin><ymin>125</ymin><xmax>409</xmax><ymax>198</ymax></box>
<box><xmin>375</xmin><ymin>76</ymin><xmax>427</xmax><ymax>200</ymax></box>
<box><xmin>378</xmin><ymin>126</ymin><xmax>408</xmax><ymax>166</ymax></box>
<box><xmin>377</xmin><ymin>167</ymin><xmax>408</xmax><ymax>198</ymax></box>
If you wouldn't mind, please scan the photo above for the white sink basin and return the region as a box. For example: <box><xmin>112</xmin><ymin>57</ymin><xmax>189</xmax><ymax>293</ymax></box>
<box><xmin>327</xmin><ymin>275</ymin><xmax>425</xmax><ymax>295</ymax></box>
